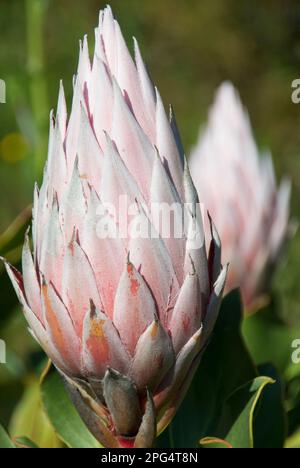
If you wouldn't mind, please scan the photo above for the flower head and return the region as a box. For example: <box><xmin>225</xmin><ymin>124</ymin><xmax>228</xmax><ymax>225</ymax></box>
<box><xmin>4</xmin><ymin>7</ymin><xmax>226</xmax><ymax>447</ymax></box>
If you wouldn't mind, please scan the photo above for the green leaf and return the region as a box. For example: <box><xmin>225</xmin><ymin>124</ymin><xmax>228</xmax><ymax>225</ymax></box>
<box><xmin>10</xmin><ymin>377</ymin><xmax>63</xmax><ymax>448</ymax></box>
<box><xmin>41</xmin><ymin>364</ymin><xmax>100</xmax><ymax>448</ymax></box>
<box><xmin>285</xmin><ymin>428</ymin><xmax>300</xmax><ymax>448</ymax></box>
<box><xmin>242</xmin><ymin>297</ymin><xmax>300</xmax><ymax>375</ymax></box>
<box><xmin>0</xmin><ymin>423</ymin><xmax>15</xmax><ymax>448</ymax></box>
<box><xmin>287</xmin><ymin>387</ymin><xmax>300</xmax><ymax>436</ymax></box>
<box><xmin>13</xmin><ymin>437</ymin><xmax>39</xmax><ymax>448</ymax></box>
<box><xmin>254</xmin><ymin>364</ymin><xmax>286</xmax><ymax>448</ymax></box>
<box><xmin>157</xmin><ymin>290</ymin><xmax>257</xmax><ymax>448</ymax></box>
<box><xmin>200</xmin><ymin>437</ymin><xmax>232</xmax><ymax>449</ymax></box>
<box><xmin>221</xmin><ymin>376</ymin><xmax>274</xmax><ymax>448</ymax></box>
<box><xmin>242</xmin><ymin>297</ymin><xmax>300</xmax><ymax>443</ymax></box>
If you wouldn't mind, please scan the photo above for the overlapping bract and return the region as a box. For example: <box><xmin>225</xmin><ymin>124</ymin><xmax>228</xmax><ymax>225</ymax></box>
<box><xmin>190</xmin><ymin>82</ymin><xmax>291</xmax><ymax>311</ymax></box>
<box><xmin>4</xmin><ymin>7</ymin><xmax>226</xmax><ymax>447</ymax></box>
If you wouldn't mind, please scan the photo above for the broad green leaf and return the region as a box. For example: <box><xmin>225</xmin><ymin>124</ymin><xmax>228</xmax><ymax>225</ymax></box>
<box><xmin>243</xmin><ymin>297</ymin><xmax>300</xmax><ymax>441</ymax></box>
<box><xmin>242</xmin><ymin>297</ymin><xmax>300</xmax><ymax>375</ymax></box>
<box><xmin>287</xmin><ymin>388</ymin><xmax>300</xmax><ymax>437</ymax></box>
<box><xmin>10</xmin><ymin>377</ymin><xmax>63</xmax><ymax>448</ymax></box>
<box><xmin>200</xmin><ymin>437</ymin><xmax>232</xmax><ymax>448</ymax></box>
<box><xmin>254</xmin><ymin>364</ymin><xmax>286</xmax><ymax>448</ymax></box>
<box><xmin>41</xmin><ymin>364</ymin><xmax>100</xmax><ymax>448</ymax></box>
<box><xmin>157</xmin><ymin>290</ymin><xmax>257</xmax><ymax>448</ymax></box>
<box><xmin>13</xmin><ymin>437</ymin><xmax>39</xmax><ymax>448</ymax></box>
<box><xmin>222</xmin><ymin>376</ymin><xmax>274</xmax><ymax>448</ymax></box>
<box><xmin>285</xmin><ymin>428</ymin><xmax>300</xmax><ymax>448</ymax></box>
<box><xmin>0</xmin><ymin>423</ymin><xmax>15</xmax><ymax>448</ymax></box>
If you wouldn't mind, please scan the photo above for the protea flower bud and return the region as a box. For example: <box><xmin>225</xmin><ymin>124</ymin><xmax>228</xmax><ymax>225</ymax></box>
<box><xmin>3</xmin><ymin>7</ymin><xmax>227</xmax><ymax>448</ymax></box>
<box><xmin>190</xmin><ymin>82</ymin><xmax>291</xmax><ymax>311</ymax></box>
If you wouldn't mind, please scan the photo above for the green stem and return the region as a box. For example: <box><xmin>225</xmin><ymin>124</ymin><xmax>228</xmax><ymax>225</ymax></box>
<box><xmin>26</xmin><ymin>0</ymin><xmax>49</xmax><ymax>180</ymax></box>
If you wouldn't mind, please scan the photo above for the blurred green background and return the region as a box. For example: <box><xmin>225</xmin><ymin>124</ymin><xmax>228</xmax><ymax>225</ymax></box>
<box><xmin>0</xmin><ymin>0</ymin><xmax>300</xmax><ymax>447</ymax></box>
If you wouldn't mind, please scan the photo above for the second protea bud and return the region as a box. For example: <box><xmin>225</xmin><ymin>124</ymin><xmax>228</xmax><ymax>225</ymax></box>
<box><xmin>3</xmin><ymin>7</ymin><xmax>227</xmax><ymax>448</ymax></box>
<box><xmin>190</xmin><ymin>82</ymin><xmax>292</xmax><ymax>312</ymax></box>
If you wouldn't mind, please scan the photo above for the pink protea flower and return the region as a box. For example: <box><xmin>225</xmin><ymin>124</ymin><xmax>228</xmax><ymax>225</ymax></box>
<box><xmin>190</xmin><ymin>82</ymin><xmax>291</xmax><ymax>312</ymax></box>
<box><xmin>3</xmin><ymin>7</ymin><xmax>227</xmax><ymax>448</ymax></box>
